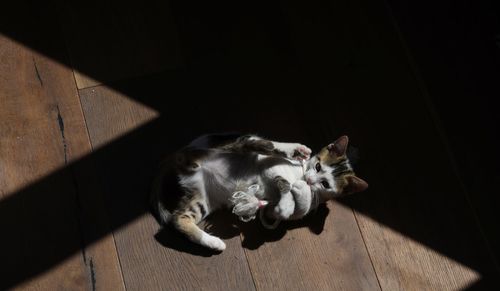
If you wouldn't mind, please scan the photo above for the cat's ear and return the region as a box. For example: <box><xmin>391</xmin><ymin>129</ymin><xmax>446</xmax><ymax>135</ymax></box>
<box><xmin>343</xmin><ymin>176</ymin><xmax>369</xmax><ymax>194</ymax></box>
<box><xmin>327</xmin><ymin>135</ymin><xmax>349</xmax><ymax>157</ymax></box>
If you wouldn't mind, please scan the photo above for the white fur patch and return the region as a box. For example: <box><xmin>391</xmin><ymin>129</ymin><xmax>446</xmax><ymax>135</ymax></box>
<box><xmin>291</xmin><ymin>180</ymin><xmax>312</xmax><ymax>217</ymax></box>
<box><xmin>200</xmin><ymin>232</ymin><xmax>226</xmax><ymax>251</ymax></box>
<box><xmin>179</xmin><ymin>171</ymin><xmax>212</xmax><ymax>211</ymax></box>
<box><xmin>274</xmin><ymin>192</ymin><xmax>295</xmax><ymax>219</ymax></box>
<box><xmin>178</xmin><ymin>172</ymin><xmax>203</xmax><ymax>189</ymax></box>
<box><xmin>272</xmin><ymin>142</ymin><xmax>311</xmax><ymax>159</ymax></box>
<box><xmin>263</xmin><ymin>163</ymin><xmax>302</xmax><ymax>183</ymax></box>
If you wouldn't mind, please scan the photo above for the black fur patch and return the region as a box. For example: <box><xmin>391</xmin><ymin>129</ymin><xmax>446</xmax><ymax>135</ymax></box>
<box><xmin>274</xmin><ymin>176</ymin><xmax>291</xmax><ymax>193</ymax></box>
<box><xmin>196</xmin><ymin>201</ymin><xmax>207</xmax><ymax>217</ymax></box>
<box><xmin>332</xmin><ymin>159</ymin><xmax>353</xmax><ymax>176</ymax></box>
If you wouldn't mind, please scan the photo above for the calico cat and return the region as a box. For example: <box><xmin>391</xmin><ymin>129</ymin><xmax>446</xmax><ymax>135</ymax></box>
<box><xmin>151</xmin><ymin>134</ymin><xmax>368</xmax><ymax>251</ymax></box>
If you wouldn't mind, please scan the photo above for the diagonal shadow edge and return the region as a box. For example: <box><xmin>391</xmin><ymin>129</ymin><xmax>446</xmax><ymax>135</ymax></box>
<box><xmin>0</xmin><ymin>0</ymin><xmax>499</xmax><ymax>289</ymax></box>
<box><xmin>0</xmin><ymin>111</ymin><xmax>494</xmax><ymax>289</ymax></box>
<box><xmin>0</xmin><ymin>116</ymin><xmax>206</xmax><ymax>290</ymax></box>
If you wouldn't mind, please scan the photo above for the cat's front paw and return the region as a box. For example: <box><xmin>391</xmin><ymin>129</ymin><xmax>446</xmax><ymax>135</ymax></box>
<box><xmin>292</xmin><ymin>180</ymin><xmax>309</xmax><ymax>192</ymax></box>
<box><xmin>273</xmin><ymin>142</ymin><xmax>312</xmax><ymax>160</ymax></box>
<box><xmin>292</xmin><ymin>144</ymin><xmax>312</xmax><ymax>161</ymax></box>
<box><xmin>274</xmin><ymin>199</ymin><xmax>295</xmax><ymax>220</ymax></box>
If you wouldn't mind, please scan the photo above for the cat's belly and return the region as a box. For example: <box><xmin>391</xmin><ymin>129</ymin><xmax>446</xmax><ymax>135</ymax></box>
<box><xmin>200</xmin><ymin>153</ymin><xmax>303</xmax><ymax>208</ymax></box>
<box><xmin>200</xmin><ymin>156</ymin><xmax>261</xmax><ymax>208</ymax></box>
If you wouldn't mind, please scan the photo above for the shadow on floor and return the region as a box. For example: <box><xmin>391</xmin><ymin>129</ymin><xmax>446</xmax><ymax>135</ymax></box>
<box><xmin>0</xmin><ymin>0</ymin><xmax>499</xmax><ymax>289</ymax></box>
<box><xmin>153</xmin><ymin>203</ymin><xmax>329</xmax><ymax>256</ymax></box>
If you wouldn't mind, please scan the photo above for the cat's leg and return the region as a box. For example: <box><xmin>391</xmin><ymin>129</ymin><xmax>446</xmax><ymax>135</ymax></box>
<box><xmin>245</xmin><ymin>135</ymin><xmax>312</xmax><ymax>160</ymax></box>
<box><xmin>172</xmin><ymin>197</ymin><xmax>226</xmax><ymax>251</ymax></box>
<box><xmin>273</xmin><ymin>176</ymin><xmax>296</xmax><ymax>220</ymax></box>
<box><xmin>289</xmin><ymin>180</ymin><xmax>312</xmax><ymax>219</ymax></box>
<box><xmin>269</xmin><ymin>140</ymin><xmax>312</xmax><ymax>160</ymax></box>
<box><xmin>221</xmin><ymin>135</ymin><xmax>311</xmax><ymax>160</ymax></box>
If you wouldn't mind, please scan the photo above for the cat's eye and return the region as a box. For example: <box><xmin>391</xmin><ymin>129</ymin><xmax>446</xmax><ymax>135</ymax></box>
<box><xmin>315</xmin><ymin>162</ymin><xmax>321</xmax><ymax>172</ymax></box>
<box><xmin>321</xmin><ymin>180</ymin><xmax>330</xmax><ymax>188</ymax></box>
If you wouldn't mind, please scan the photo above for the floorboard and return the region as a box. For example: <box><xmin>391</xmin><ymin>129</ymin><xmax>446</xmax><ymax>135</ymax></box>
<box><xmin>279</xmin><ymin>0</ymin><xmax>500</xmax><ymax>288</ymax></box>
<box><xmin>1</xmin><ymin>0</ymin><xmax>498</xmax><ymax>289</ymax></box>
<box><xmin>243</xmin><ymin>202</ymin><xmax>381</xmax><ymax>291</ymax></box>
<box><xmin>78</xmin><ymin>82</ymin><xmax>256</xmax><ymax>291</ymax></box>
<box><xmin>0</xmin><ymin>31</ymin><xmax>123</xmax><ymax>290</ymax></box>
<box><xmin>386</xmin><ymin>0</ymin><xmax>500</xmax><ymax>268</ymax></box>
<box><xmin>189</xmin><ymin>73</ymin><xmax>381</xmax><ymax>290</ymax></box>
<box><xmin>59</xmin><ymin>0</ymin><xmax>182</xmax><ymax>89</ymax></box>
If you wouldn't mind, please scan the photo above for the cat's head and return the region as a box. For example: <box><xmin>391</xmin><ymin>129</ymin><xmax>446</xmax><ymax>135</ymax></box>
<box><xmin>304</xmin><ymin>136</ymin><xmax>368</xmax><ymax>199</ymax></box>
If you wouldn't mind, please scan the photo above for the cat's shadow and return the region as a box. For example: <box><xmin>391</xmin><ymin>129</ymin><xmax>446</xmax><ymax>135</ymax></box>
<box><xmin>154</xmin><ymin>204</ymin><xmax>330</xmax><ymax>256</ymax></box>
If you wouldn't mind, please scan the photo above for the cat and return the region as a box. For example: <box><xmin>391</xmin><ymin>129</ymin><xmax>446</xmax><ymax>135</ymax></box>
<box><xmin>151</xmin><ymin>134</ymin><xmax>368</xmax><ymax>251</ymax></box>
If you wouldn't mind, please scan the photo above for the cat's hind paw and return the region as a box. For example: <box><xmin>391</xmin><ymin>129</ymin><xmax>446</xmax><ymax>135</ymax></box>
<box><xmin>201</xmin><ymin>233</ymin><xmax>226</xmax><ymax>251</ymax></box>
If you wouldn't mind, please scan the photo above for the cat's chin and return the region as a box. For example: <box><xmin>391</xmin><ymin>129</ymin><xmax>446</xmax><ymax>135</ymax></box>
<box><xmin>309</xmin><ymin>188</ymin><xmax>320</xmax><ymax>197</ymax></box>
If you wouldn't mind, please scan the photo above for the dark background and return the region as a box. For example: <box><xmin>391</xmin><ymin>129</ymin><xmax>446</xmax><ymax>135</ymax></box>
<box><xmin>387</xmin><ymin>0</ymin><xmax>500</xmax><ymax>264</ymax></box>
<box><xmin>0</xmin><ymin>0</ymin><xmax>499</xmax><ymax>289</ymax></box>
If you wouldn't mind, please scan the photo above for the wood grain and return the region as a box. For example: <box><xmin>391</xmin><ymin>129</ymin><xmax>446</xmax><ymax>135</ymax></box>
<box><xmin>167</xmin><ymin>15</ymin><xmax>384</xmax><ymax>283</ymax></box>
<box><xmin>78</xmin><ymin>83</ymin><xmax>256</xmax><ymax>291</ymax></box>
<box><xmin>185</xmin><ymin>74</ymin><xmax>381</xmax><ymax>290</ymax></box>
<box><xmin>356</xmin><ymin>214</ymin><xmax>480</xmax><ymax>290</ymax></box>
<box><xmin>386</xmin><ymin>0</ymin><xmax>500</xmax><ymax>268</ymax></box>
<box><xmin>0</xmin><ymin>32</ymin><xmax>123</xmax><ymax>290</ymax></box>
<box><xmin>2</xmin><ymin>0</ymin><xmax>497</xmax><ymax>289</ymax></box>
<box><xmin>59</xmin><ymin>0</ymin><xmax>182</xmax><ymax>89</ymax></box>
<box><xmin>243</xmin><ymin>202</ymin><xmax>381</xmax><ymax>291</ymax></box>
<box><xmin>279</xmin><ymin>0</ymin><xmax>500</xmax><ymax>288</ymax></box>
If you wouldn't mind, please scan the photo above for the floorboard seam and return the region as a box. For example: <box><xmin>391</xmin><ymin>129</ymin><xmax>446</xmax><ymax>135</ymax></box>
<box><xmin>75</xmin><ymin>82</ymin><xmax>105</xmax><ymax>92</ymax></box>
<box><xmin>240</xmin><ymin>234</ymin><xmax>259</xmax><ymax>291</ymax></box>
<box><xmin>352</xmin><ymin>209</ymin><xmax>383</xmax><ymax>291</ymax></box>
<box><xmin>58</xmin><ymin>17</ymin><xmax>129</xmax><ymax>288</ymax></box>
<box><xmin>379</xmin><ymin>0</ymin><xmax>500</xmax><ymax>274</ymax></box>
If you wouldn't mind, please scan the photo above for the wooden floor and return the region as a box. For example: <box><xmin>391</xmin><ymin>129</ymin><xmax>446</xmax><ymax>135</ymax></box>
<box><xmin>1</xmin><ymin>0</ymin><xmax>499</xmax><ymax>290</ymax></box>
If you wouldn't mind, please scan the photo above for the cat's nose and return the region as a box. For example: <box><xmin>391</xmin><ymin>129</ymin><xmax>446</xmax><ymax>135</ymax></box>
<box><xmin>306</xmin><ymin>178</ymin><xmax>312</xmax><ymax>185</ymax></box>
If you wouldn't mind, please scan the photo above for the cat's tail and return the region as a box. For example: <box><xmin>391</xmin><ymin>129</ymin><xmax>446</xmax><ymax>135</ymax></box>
<box><xmin>151</xmin><ymin>196</ymin><xmax>172</xmax><ymax>225</ymax></box>
<box><xmin>150</xmin><ymin>159</ymin><xmax>173</xmax><ymax>225</ymax></box>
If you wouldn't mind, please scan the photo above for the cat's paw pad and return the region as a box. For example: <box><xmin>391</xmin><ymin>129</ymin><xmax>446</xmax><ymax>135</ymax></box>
<box><xmin>274</xmin><ymin>201</ymin><xmax>294</xmax><ymax>220</ymax></box>
<box><xmin>292</xmin><ymin>145</ymin><xmax>312</xmax><ymax>160</ymax></box>
<box><xmin>201</xmin><ymin>233</ymin><xmax>226</xmax><ymax>251</ymax></box>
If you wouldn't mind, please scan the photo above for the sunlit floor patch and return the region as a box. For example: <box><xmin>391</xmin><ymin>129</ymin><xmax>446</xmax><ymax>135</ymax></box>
<box><xmin>355</xmin><ymin>212</ymin><xmax>481</xmax><ymax>291</ymax></box>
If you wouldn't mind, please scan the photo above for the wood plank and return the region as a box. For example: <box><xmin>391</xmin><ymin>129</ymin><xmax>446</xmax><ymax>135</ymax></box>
<box><xmin>242</xmin><ymin>202</ymin><xmax>380</xmax><ymax>290</ymax></box>
<box><xmin>77</xmin><ymin>76</ymin><xmax>380</xmax><ymax>290</ymax></box>
<box><xmin>69</xmin><ymin>0</ymin><xmax>381</xmax><ymax>288</ymax></box>
<box><xmin>193</xmin><ymin>84</ymin><xmax>381</xmax><ymax>289</ymax></box>
<box><xmin>187</xmin><ymin>77</ymin><xmax>381</xmax><ymax>289</ymax></box>
<box><xmin>386</xmin><ymin>0</ymin><xmax>500</xmax><ymax>266</ymax></box>
<box><xmin>0</xmin><ymin>30</ymin><xmax>123</xmax><ymax>290</ymax></box>
<box><xmin>279</xmin><ymin>0</ymin><xmax>500</xmax><ymax>288</ymax></box>
<box><xmin>355</xmin><ymin>214</ymin><xmax>480</xmax><ymax>290</ymax></box>
<box><xmin>59</xmin><ymin>0</ymin><xmax>182</xmax><ymax>89</ymax></box>
<box><xmin>78</xmin><ymin>81</ymin><xmax>256</xmax><ymax>291</ymax></box>
<box><xmin>71</xmin><ymin>158</ymin><xmax>127</xmax><ymax>291</ymax></box>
